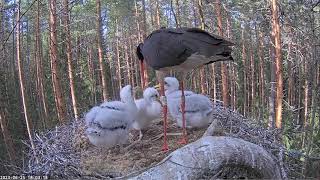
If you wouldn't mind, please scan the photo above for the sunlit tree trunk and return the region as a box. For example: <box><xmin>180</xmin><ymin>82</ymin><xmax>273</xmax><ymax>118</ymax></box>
<box><xmin>271</xmin><ymin>0</ymin><xmax>283</xmax><ymax>129</ymax></box>
<box><xmin>17</xmin><ymin>0</ymin><xmax>37</xmax><ymax>155</ymax></box>
<box><xmin>96</xmin><ymin>0</ymin><xmax>108</xmax><ymax>100</ymax></box>
<box><xmin>49</xmin><ymin>0</ymin><xmax>67</xmax><ymax>122</ymax></box>
<box><xmin>62</xmin><ymin>0</ymin><xmax>78</xmax><ymax>119</ymax></box>
<box><xmin>215</xmin><ymin>0</ymin><xmax>229</xmax><ymax>107</ymax></box>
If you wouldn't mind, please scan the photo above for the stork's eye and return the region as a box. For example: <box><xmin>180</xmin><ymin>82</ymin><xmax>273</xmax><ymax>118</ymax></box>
<box><xmin>164</xmin><ymin>81</ymin><xmax>168</xmax><ymax>85</ymax></box>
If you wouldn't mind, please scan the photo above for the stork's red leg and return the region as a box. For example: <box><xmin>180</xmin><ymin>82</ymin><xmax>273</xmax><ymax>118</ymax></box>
<box><xmin>178</xmin><ymin>80</ymin><xmax>188</xmax><ymax>144</ymax></box>
<box><xmin>160</xmin><ymin>80</ymin><xmax>169</xmax><ymax>151</ymax></box>
<box><xmin>140</xmin><ymin>61</ymin><xmax>145</xmax><ymax>89</ymax></box>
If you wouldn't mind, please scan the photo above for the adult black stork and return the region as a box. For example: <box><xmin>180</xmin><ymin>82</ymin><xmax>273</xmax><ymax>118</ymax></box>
<box><xmin>136</xmin><ymin>27</ymin><xmax>234</xmax><ymax>151</ymax></box>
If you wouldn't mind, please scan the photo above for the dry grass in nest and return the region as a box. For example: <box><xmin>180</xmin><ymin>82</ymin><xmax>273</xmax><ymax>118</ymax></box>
<box><xmin>80</xmin><ymin>119</ymin><xmax>207</xmax><ymax>178</ymax></box>
<box><xmin>23</xmin><ymin>105</ymin><xmax>302</xmax><ymax>179</ymax></box>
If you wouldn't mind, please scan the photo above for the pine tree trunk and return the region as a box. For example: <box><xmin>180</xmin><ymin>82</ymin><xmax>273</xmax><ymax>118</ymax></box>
<box><xmin>196</xmin><ymin>0</ymin><xmax>206</xmax><ymax>94</ymax></box>
<box><xmin>193</xmin><ymin>74</ymin><xmax>197</xmax><ymax>91</ymax></box>
<box><xmin>197</xmin><ymin>0</ymin><xmax>205</xmax><ymax>30</ymax></box>
<box><xmin>232</xmin><ymin>64</ymin><xmax>237</xmax><ymax>109</ymax></box>
<box><xmin>215</xmin><ymin>0</ymin><xmax>229</xmax><ymax>107</ymax></box>
<box><xmin>141</xmin><ymin>0</ymin><xmax>147</xmax><ymax>39</ymax></box>
<box><xmin>225</xmin><ymin>7</ymin><xmax>236</xmax><ymax>110</ymax></box>
<box><xmin>150</xmin><ymin>3</ymin><xmax>155</xmax><ymax>27</ymax></box>
<box><xmin>34</xmin><ymin>0</ymin><xmax>48</xmax><ymax>125</ymax></box>
<box><xmin>134</xmin><ymin>0</ymin><xmax>141</xmax><ymax>42</ymax></box>
<box><xmin>96</xmin><ymin>0</ymin><xmax>108</xmax><ymax>101</ymax></box>
<box><xmin>258</xmin><ymin>30</ymin><xmax>265</xmax><ymax>111</ymax></box>
<box><xmin>302</xmin><ymin>57</ymin><xmax>309</xmax><ymax>129</ymax></box>
<box><xmin>49</xmin><ymin>0</ymin><xmax>67</xmax><ymax>122</ymax></box>
<box><xmin>141</xmin><ymin>0</ymin><xmax>149</xmax><ymax>87</ymax></box>
<box><xmin>175</xmin><ymin>0</ymin><xmax>181</xmax><ymax>27</ymax></box>
<box><xmin>17</xmin><ymin>0</ymin><xmax>37</xmax><ymax>155</ymax></box>
<box><xmin>155</xmin><ymin>0</ymin><xmax>160</xmax><ymax>29</ymax></box>
<box><xmin>242</xmin><ymin>30</ymin><xmax>247</xmax><ymax>115</ymax></box>
<box><xmin>75</xmin><ymin>36</ymin><xmax>80</xmax><ymax>67</ymax></box>
<box><xmin>87</xmin><ymin>47</ymin><xmax>96</xmax><ymax>104</ymax></box>
<box><xmin>135</xmin><ymin>0</ymin><xmax>145</xmax><ymax>89</ymax></box>
<box><xmin>287</xmin><ymin>28</ymin><xmax>293</xmax><ymax>106</ymax></box>
<box><xmin>128</xmin><ymin>38</ymin><xmax>136</xmax><ymax>87</ymax></box>
<box><xmin>124</xmin><ymin>43</ymin><xmax>131</xmax><ymax>85</ymax></box>
<box><xmin>115</xmin><ymin>31</ymin><xmax>122</xmax><ymax>90</ymax></box>
<box><xmin>271</xmin><ymin>0</ymin><xmax>283</xmax><ymax>129</ymax></box>
<box><xmin>62</xmin><ymin>0</ymin><xmax>78</xmax><ymax>119</ymax></box>
<box><xmin>269</xmin><ymin>45</ymin><xmax>276</xmax><ymax>129</ymax></box>
<box><xmin>250</xmin><ymin>43</ymin><xmax>255</xmax><ymax>116</ymax></box>
<box><xmin>191</xmin><ymin>0</ymin><xmax>197</xmax><ymax>27</ymax></box>
<box><xmin>210</xmin><ymin>64</ymin><xmax>216</xmax><ymax>101</ymax></box>
<box><xmin>305</xmin><ymin>26</ymin><xmax>318</xmax><ymax>162</ymax></box>
<box><xmin>133</xmin><ymin>39</ymin><xmax>141</xmax><ymax>89</ymax></box>
<box><xmin>298</xmin><ymin>55</ymin><xmax>304</xmax><ymax>125</ymax></box>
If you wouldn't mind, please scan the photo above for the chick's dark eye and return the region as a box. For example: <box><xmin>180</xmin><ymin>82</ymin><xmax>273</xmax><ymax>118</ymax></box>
<box><xmin>164</xmin><ymin>82</ymin><xmax>168</xmax><ymax>85</ymax></box>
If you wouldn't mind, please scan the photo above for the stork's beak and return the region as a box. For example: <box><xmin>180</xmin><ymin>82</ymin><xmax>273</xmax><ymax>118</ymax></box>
<box><xmin>154</xmin><ymin>84</ymin><xmax>161</xmax><ymax>90</ymax></box>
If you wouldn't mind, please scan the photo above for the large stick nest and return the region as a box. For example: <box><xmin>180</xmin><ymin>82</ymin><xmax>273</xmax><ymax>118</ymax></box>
<box><xmin>23</xmin><ymin>105</ymin><xmax>301</xmax><ymax>179</ymax></box>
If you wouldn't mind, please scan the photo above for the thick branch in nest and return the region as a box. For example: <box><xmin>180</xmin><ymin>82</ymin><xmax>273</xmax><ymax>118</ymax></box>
<box><xmin>130</xmin><ymin>136</ymin><xmax>281</xmax><ymax>179</ymax></box>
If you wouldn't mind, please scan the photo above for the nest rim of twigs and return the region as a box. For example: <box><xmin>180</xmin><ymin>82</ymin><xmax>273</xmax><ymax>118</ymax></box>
<box><xmin>22</xmin><ymin>105</ymin><xmax>301</xmax><ymax>179</ymax></box>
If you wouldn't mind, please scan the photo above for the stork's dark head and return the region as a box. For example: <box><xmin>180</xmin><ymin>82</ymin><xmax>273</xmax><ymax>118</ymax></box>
<box><xmin>136</xmin><ymin>43</ymin><xmax>144</xmax><ymax>62</ymax></box>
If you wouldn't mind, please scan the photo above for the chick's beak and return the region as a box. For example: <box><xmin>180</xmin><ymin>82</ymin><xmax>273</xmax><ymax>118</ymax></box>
<box><xmin>155</xmin><ymin>94</ymin><xmax>161</xmax><ymax>103</ymax></box>
<box><xmin>154</xmin><ymin>84</ymin><xmax>161</xmax><ymax>90</ymax></box>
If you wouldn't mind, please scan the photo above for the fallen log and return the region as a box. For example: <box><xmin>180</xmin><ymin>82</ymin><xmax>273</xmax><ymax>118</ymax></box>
<box><xmin>131</xmin><ymin>136</ymin><xmax>282</xmax><ymax>179</ymax></box>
